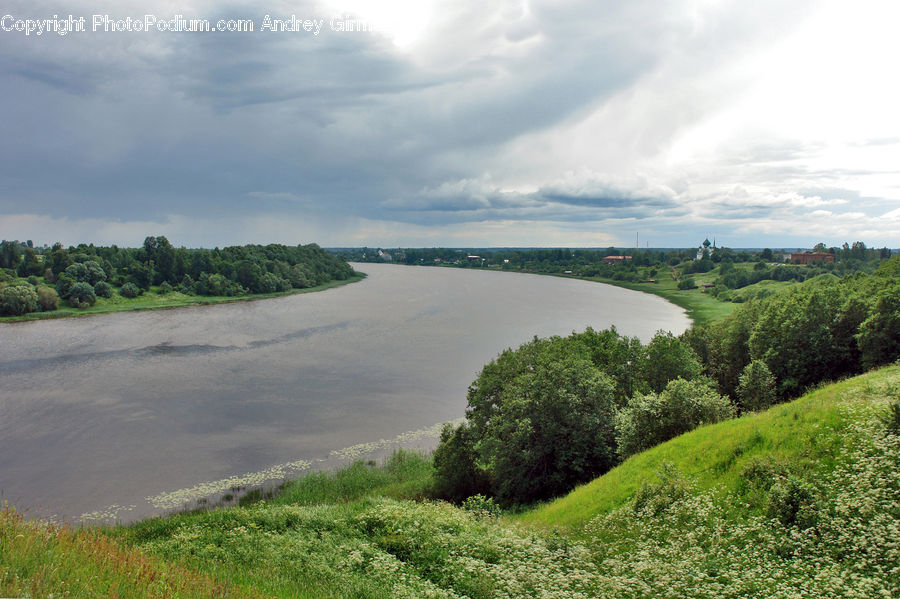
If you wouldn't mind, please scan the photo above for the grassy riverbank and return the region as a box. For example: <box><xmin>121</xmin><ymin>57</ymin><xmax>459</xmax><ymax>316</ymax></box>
<box><xmin>569</xmin><ymin>270</ymin><xmax>737</xmax><ymax>326</ymax></box>
<box><xmin>3</xmin><ymin>365</ymin><xmax>898</xmax><ymax>597</ymax></box>
<box><xmin>0</xmin><ymin>274</ymin><xmax>365</xmax><ymax>323</ymax></box>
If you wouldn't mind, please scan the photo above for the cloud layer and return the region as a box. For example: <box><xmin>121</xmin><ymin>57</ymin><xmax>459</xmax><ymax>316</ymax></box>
<box><xmin>1</xmin><ymin>0</ymin><xmax>899</xmax><ymax>247</ymax></box>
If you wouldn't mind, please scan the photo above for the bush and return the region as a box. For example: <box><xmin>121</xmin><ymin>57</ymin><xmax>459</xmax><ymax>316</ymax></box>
<box><xmin>55</xmin><ymin>275</ymin><xmax>75</xmax><ymax>299</ymax></box>
<box><xmin>677</xmin><ymin>277</ymin><xmax>696</xmax><ymax>290</ymax></box>
<box><xmin>35</xmin><ymin>286</ymin><xmax>59</xmax><ymax>311</ymax></box>
<box><xmin>632</xmin><ymin>463</ymin><xmax>691</xmax><ymax>517</ymax></box>
<box><xmin>120</xmin><ymin>282</ymin><xmax>142</xmax><ymax>298</ymax></box>
<box><xmin>157</xmin><ymin>281</ymin><xmax>173</xmax><ymax>295</ymax></box>
<box><xmin>881</xmin><ymin>401</ymin><xmax>900</xmax><ymax>436</ymax></box>
<box><xmin>432</xmin><ymin>424</ymin><xmax>490</xmax><ymax>503</ymax></box>
<box><xmin>0</xmin><ymin>285</ymin><xmax>38</xmax><ymax>315</ymax></box>
<box><xmin>767</xmin><ymin>476</ymin><xmax>818</xmax><ymax>529</ymax></box>
<box><xmin>68</xmin><ymin>282</ymin><xmax>96</xmax><ymax>308</ymax></box>
<box><xmin>26</xmin><ymin>275</ymin><xmax>39</xmax><ymax>286</ymax></box>
<box><xmin>461</xmin><ymin>494</ymin><xmax>501</xmax><ymax>520</ymax></box>
<box><xmin>736</xmin><ymin>360</ymin><xmax>778</xmax><ymax>412</ymax></box>
<box><xmin>64</xmin><ymin>260</ymin><xmax>106</xmax><ymax>285</ymax></box>
<box><xmin>615</xmin><ymin>378</ymin><xmax>735</xmax><ymax>459</ymax></box>
<box><xmin>93</xmin><ymin>281</ymin><xmax>113</xmax><ymax>298</ymax></box>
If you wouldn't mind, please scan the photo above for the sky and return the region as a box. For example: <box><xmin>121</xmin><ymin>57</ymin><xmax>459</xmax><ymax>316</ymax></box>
<box><xmin>1</xmin><ymin>0</ymin><xmax>899</xmax><ymax>249</ymax></box>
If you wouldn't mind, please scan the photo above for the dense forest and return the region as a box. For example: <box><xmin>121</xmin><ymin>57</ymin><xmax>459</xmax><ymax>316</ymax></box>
<box><xmin>432</xmin><ymin>256</ymin><xmax>900</xmax><ymax>506</ymax></box>
<box><xmin>0</xmin><ymin>237</ymin><xmax>356</xmax><ymax>317</ymax></box>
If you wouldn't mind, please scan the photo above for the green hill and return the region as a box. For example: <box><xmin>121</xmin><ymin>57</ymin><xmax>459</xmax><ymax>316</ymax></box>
<box><xmin>3</xmin><ymin>366</ymin><xmax>899</xmax><ymax>597</ymax></box>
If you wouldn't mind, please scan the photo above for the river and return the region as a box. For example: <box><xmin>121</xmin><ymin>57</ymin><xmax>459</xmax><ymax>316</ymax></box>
<box><xmin>0</xmin><ymin>264</ymin><xmax>689</xmax><ymax>522</ymax></box>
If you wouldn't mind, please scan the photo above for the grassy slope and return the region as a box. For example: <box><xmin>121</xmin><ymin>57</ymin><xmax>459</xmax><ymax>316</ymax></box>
<box><xmin>0</xmin><ymin>274</ymin><xmax>365</xmax><ymax>323</ymax></box>
<box><xmin>5</xmin><ymin>366</ymin><xmax>897</xmax><ymax>597</ymax></box>
<box><xmin>517</xmin><ymin>364</ymin><xmax>900</xmax><ymax>529</ymax></box>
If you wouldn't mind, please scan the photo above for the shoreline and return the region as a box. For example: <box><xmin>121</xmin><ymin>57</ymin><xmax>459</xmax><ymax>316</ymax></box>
<box><xmin>0</xmin><ymin>272</ymin><xmax>367</xmax><ymax>324</ymax></box>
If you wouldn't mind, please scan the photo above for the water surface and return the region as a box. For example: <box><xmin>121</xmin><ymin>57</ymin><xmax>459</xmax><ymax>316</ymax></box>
<box><xmin>0</xmin><ymin>264</ymin><xmax>689</xmax><ymax>521</ymax></box>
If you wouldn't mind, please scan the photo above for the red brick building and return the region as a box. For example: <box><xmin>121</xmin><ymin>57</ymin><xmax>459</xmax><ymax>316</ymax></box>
<box><xmin>790</xmin><ymin>252</ymin><xmax>835</xmax><ymax>264</ymax></box>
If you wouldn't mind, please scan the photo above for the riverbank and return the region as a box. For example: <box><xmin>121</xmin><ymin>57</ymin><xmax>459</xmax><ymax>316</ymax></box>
<box><xmin>565</xmin><ymin>272</ymin><xmax>736</xmax><ymax>326</ymax></box>
<box><xmin>0</xmin><ymin>273</ymin><xmax>366</xmax><ymax>324</ymax></box>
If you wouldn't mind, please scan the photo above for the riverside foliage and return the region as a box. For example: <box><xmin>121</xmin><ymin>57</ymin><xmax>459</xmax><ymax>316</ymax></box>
<box><xmin>433</xmin><ymin>257</ymin><xmax>900</xmax><ymax>506</ymax></box>
<box><xmin>0</xmin><ymin>236</ymin><xmax>356</xmax><ymax>317</ymax></box>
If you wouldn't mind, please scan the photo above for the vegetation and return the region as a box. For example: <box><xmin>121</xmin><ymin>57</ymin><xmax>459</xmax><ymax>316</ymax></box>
<box><xmin>3</xmin><ymin>368</ymin><xmax>899</xmax><ymax>598</ymax></box>
<box><xmin>0</xmin><ymin>236</ymin><xmax>360</xmax><ymax>320</ymax></box>
<box><xmin>3</xmin><ymin>241</ymin><xmax>899</xmax><ymax>597</ymax></box>
<box><xmin>431</xmin><ymin>257</ymin><xmax>900</xmax><ymax>505</ymax></box>
<box><xmin>335</xmin><ymin>241</ymin><xmax>894</xmax><ymax>326</ymax></box>
<box><xmin>614</xmin><ymin>378</ymin><xmax>734</xmax><ymax>459</ymax></box>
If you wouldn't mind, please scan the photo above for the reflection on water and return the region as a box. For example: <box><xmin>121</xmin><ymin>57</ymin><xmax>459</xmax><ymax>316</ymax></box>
<box><xmin>0</xmin><ymin>264</ymin><xmax>689</xmax><ymax>522</ymax></box>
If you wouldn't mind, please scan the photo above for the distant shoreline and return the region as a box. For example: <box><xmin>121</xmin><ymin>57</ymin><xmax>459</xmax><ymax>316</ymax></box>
<box><xmin>0</xmin><ymin>272</ymin><xmax>367</xmax><ymax>324</ymax></box>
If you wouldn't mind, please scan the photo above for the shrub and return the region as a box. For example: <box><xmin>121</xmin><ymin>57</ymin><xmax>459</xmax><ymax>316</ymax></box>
<box><xmin>677</xmin><ymin>277</ymin><xmax>696</xmax><ymax>290</ymax></box>
<box><xmin>461</xmin><ymin>494</ymin><xmax>501</xmax><ymax>520</ymax></box>
<box><xmin>615</xmin><ymin>378</ymin><xmax>735</xmax><ymax>459</ymax></box>
<box><xmin>68</xmin><ymin>282</ymin><xmax>96</xmax><ymax>308</ymax></box>
<box><xmin>632</xmin><ymin>463</ymin><xmax>691</xmax><ymax>516</ymax></box>
<box><xmin>35</xmin><ymin>286</ymin><xmax>59</xmax><ymax>311</ymax></box>
<box><xmin>736</xmin><ymin>360</ymin><xmax>777</xmax><ymax>412</ymax></box>
<box><xmin>55</xmin><ymin>275</ymin><xmax>75</xmax><ymax>299</ymax></box>
<box><xmin>0</xmin><ymin>285</ymin><xmax>38</xmax><ymax>315</ymax></box>
<box><xmin>158</xmin><ymin>281</ymin><xmax>173</xmax><ymax>295</ymax></box>
<box><xmin>432</xmin><ymin>423</ymin><xmax>490</xmax><ymax>503</ymax></box>
<box><xmin>880</xmin><ymin>401</ymin><xmax>900</xmax><ymax>436</ymax></box>
<box><xmin>26</xmin><ymin>275</ymin><xmax>39</xmax><ymax>286</ymax></box>
<box><xmin>767</xmin><ymin>476</ymin><xmax>818</xmax><ymax>529</ymax></box>
<box><xmin>64</xmin><ymin>260</ymin><xmax>106</xmax><ymax>285</ymax></box>
<box><xmin>256</xmin><ymin>272</ymin><xmax>290</xmax><ymax>294</ymax></box>
<box><xmin>120</xmin><ymin>282</ymin><xmax>142</xmax><ymax>298</ymax></box>
<box><xmin>93</xmin><ymin>280</ymin><xmax>113</xmax><ymax>298</ymax></box>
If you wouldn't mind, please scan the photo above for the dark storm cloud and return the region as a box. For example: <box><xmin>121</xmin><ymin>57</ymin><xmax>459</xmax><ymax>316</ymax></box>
<box><xmin>0</xmin><ymin>0</ymin><xmax>679</xmax><ymax>230</ymax></box>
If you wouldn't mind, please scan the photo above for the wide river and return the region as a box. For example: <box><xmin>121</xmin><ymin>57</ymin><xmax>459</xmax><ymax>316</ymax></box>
<box><xmin>0</xmin><ymin>264</ymin><xmax>689</xmax><ymax>522</ymax></box>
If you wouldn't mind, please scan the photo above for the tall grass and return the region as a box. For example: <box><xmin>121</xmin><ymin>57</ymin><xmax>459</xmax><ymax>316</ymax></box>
<box><xmin>0</xmin><ymin>505</ymin><xmax>258</xmax><ymax>598</ymax></box>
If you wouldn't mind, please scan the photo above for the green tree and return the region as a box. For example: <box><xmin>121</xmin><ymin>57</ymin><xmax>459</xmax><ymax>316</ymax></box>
<box><xmin>615</xmin><ymin>378</ymin><xmax>735</xmax><ymax>459</ymax></box>
<box><xmin>93</xmin><ymin>281</ymin><xmax>114</xmax><ymax>298</ymax></box>
<box><xmin>641</xmin><ymin>331</ymin><xmax>703</xmax><ymax>393</ymax></box>
<box><xmin>55</xmin><ymin>275</ymin><xmax>76</xmax><ymax>299</ymax></box>
<box><xmin>0</xmin><ymin>285</ymin><xmax>38</xmax><ymax>315</ymax></box>
<box><xmin>120</xmin><ymin>282</ymin><xmax>142</xmax><ymax>298</ymax></box>
<box><xmin>462</xmin><ymin>339</ymin><xmax>619</xmax><ymax>505</ymax></box>
<box><xmin>16</xmin><ymin>248</ymin><xmax>42</xmax><ymax>277</ymax></box>
<box><xmin>748</xmin><ymin>286</ymin><xmax>837</xmax><ymax>398</ymax></box>
<box><xmin>35</xmin><ymin>286</ymin><xmax>59</xmax><ymax>311</ymax></box>
<box><xmin>0</xmin><ymin>241</ymin><xmax>22</xmax><ymax>270</ymax></box>
<box><xmin>67</xmin><ymin>282</ymin><xmax>96</xmax><ymax>308</ymax></box>
<box><xmin>45</xmin><ymin>243</ymin><xmax>73</xmax><ymax>276</ymax></box>
<box><xmin>857</xmin><ymin>284</ymin><xmax>900</xmax><ymax>369</ymax></box>
<box><xmin>432</xmin><ymin>423</ymin><xmax>490</xmax><ymax>503</ymax></box>
<box><xmin>736</xmin><ymin>360</ymin><xmax>777</xmax><ymax>412</ymax></box>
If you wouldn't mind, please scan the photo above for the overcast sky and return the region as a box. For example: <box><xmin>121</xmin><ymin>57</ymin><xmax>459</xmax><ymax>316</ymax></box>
<box><xmin>1</xmin><ymin>0</ymin><xmax>899</xmax><ymax>249</ymax></box>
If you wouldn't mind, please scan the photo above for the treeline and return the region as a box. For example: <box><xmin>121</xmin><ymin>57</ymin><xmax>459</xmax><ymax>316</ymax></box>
<box><xmin>0</xmin><ymin>237</ymin><xmax>355</xmax><ymax>316</ymax></box>
<box><xmin>432</xmin><ymin>257</ymin><xmax>900</xmax><ymax>506</ymax></box>
<box><xmin>335</xmin><ymin>242</ymin><xmax>892</xmax><ymax>285</ymax></box>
